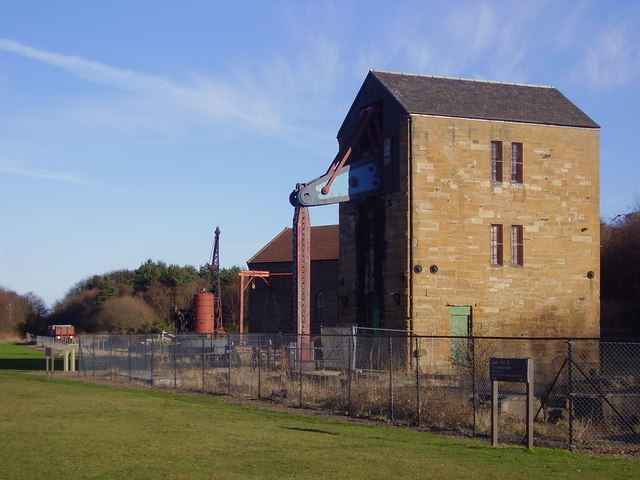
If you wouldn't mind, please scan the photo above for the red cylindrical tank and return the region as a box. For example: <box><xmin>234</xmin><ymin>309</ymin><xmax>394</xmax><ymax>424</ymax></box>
<box><xmin>193</xmin><ymin>291</ymin><xmax>216</xmax><ymax>334</ymax></box>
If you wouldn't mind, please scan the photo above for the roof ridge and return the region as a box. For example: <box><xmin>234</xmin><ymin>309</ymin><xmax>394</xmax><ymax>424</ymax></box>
<box><xmin>370</xmin><ymin>69</ymin><xmax>555</xmax><ymax>90</ymax></box>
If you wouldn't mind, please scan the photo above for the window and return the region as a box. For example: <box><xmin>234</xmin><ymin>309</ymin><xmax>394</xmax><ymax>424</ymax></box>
<box><xmin>490</xmin><ymin>141</ymin><xmax>503</xmax><ymax>182</ymax></box>
<box><xmin>511</xmin><ymin>142</ymin><xmax>523</xmax><ymax>183</ymax></box>
<box><xmin>490</xmin><ymin>224</ymin><xmax>503</xmax><ymax>265</ymax></box>
<box><xmin>511</xmin><ymin>225</ymin><xmax>524</xmax><ymax>266</ymax></box>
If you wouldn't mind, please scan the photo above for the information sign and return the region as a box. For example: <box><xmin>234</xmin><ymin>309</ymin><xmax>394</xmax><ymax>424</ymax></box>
<box><xmin>490</xmin><ymin>357</ymin><xmax>530</xmax><ymax>383</ymax></box>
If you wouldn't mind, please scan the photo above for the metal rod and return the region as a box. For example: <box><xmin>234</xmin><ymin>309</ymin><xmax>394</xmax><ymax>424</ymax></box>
<box><xmin>201</xmin><ymin>335</ymin><xmax>205</xmax><ymax>393</ymax></box>
<box><xmin>299</xmin><ymin>335</ymin><xmax>303</xmax><ymax>408</ymax></box>
<box><xmin>415</xmin><ymin>335</ymin><xmax>421</xmax><ymax>427</ymax></box>
<box><xmin>258</xmin><ymin>335</ymin><xmax>262</xmax><ymax>400</ymax></box>
<box><xmin>389</xmin><ymin>336</ymin><xmax>394</xmax><ymax>422</ymax></box>
<box><xmin>227</xmin><ymin>335</ymin><xmax>232</xmax><ymax>396</ymax></box>
<box><xmin>472</xmin><ymin>336</ymin><xmax>476</xmax><ymax>437</ymax></box>
<box><xmin>173</xmin><ymin>335</ymin><xmax>177</xmax><ymax>389</ymax></box>
<box><xmin>108</xmin><ymin>335</ymin><xmax>112</xmax><ymax>381</ymax></box>
<box><xmin>568</xmin><ymin>340</ymin><xmax>574</xmax><ymax>450</ymax></box>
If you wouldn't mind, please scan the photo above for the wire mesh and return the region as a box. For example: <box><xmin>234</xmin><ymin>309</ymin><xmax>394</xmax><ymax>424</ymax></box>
<box><xmin>76</xmin><ymin>332</ymin><xmax>640</xmax><ymax>454</ymax></box>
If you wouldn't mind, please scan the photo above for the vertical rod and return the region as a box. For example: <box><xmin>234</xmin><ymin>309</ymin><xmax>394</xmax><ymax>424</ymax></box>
<box><xmin>108</xmin><ymin>335</ymin><xmax>112</xmax><ymax>381</ymax></box>
<box><xmin>227</xmin><ymin>335</ymin><xmax>232</xmax><ymax>396</ymax></box>
<box><xmin>389</xmin><ymin>335</ymin><xmax>394</xmax><ymax>422</ymax></box>
<box><xmin>472</xmin><ymin>336</ymin><xmax>477</xmax><ymax>437</ymax></box>
<box><xmin>491</xmin><ymin>380</ymin><xmax>499</xmax><ymax>446</ymax></box>
<box><xmin>416</xmin><ymin>336</ymin><xmax>421</xmax><ymax>427</ymax></box>
<box><xmin>299</xmin><ymin>335</ymin><xmax>303</xmax><ymax>408</ymax></box>
<box><xmin>526</xmin><ymin>359</ymin><xmax>534</xmax><ymax>449</ymax></box>
<box><xmin>258</xmin><ymin>334</ymin><xmax>262</xmax><ymax>400</ymax></box>
<box><xmin>201</xmin><ymin>335</ymin><xmax>206</xmax><ymax>393</ymax></box>
<box><xmin>348</xmin><ymin>332</ymin><xmax>352</xmax><ymax>416</ymax></box>
<box><xmin>128</xmin><ymin>333</ymin><xmax>132</xmax><ymax>383</ymax></box>
<box><xmin>173</xmin><ymin>335</ymin><xmax>177</xmax><ymax>389</ymax></box>
<box><xmin>78</xmin><ymin>339</ymin><xmax>84</xmax><ymax>377</ymax></box>
<box><xmin>150</xmin><ymin>338</ymin><xmax>154</xmax><ymax>387</ymax></box>
<box><xmin>92</xmin><ymin>335</ymin><xmax>95</xmax><ymax>378</ymax></box>
<box><xmin>568</xmin><ymin>340</ymin><xmax>574</xmax><ymax>450</ymax></box>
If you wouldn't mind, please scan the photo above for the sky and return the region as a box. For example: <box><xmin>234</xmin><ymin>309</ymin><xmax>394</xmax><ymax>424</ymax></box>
<box><xmin>1</xmin><ymin>0</ymin><xmax>639</xmax><ymax>308</ymax></box>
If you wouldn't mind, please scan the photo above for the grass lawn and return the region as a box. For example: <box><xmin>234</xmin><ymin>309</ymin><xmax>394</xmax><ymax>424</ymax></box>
<box><xmin>0</xmin><ymin>342</ymin><xmax>638</xmax><ymax>480</ymax></box>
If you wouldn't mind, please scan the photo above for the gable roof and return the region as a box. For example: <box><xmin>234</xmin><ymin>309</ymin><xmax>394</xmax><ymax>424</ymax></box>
<box><xmin>369</xmin><ymin>70</ymin><xmax>599</xmax><ymax>129</ymax></box>
<box><xmin>247</xmin><ymin>225</ymin><xmax>339</xmax><ymax>264</ymax></box>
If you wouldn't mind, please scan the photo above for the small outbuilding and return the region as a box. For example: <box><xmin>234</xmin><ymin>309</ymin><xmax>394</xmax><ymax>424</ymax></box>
<box><xmin>246</xmin><ymin>225</ymin><xmax>339</xmax><ymax>333</ymax></box>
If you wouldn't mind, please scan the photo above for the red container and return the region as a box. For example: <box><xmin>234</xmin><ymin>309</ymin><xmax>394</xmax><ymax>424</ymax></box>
<box><xmin>193</xmin><ymin>291</ymin><xmax>216</xmax><ymax>334</ymax></box>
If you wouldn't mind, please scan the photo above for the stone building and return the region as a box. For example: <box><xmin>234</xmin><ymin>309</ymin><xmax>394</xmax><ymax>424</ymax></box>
<box><xmin>336</xmin><ymin>70</ymin><xmax>600</xmax><ymax>340</ymax></box>
<box><xmin>246</xmin><ymin>225</ymin><xmax>339</xmax><ymax>334</ymax></box>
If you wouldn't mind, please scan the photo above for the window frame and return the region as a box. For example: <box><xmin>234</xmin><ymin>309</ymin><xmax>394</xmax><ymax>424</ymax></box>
<box><xmin>490</xmin><ymin>141</ymin><xmax>503</xmax><ymax>182</ymax></box>
<box><xmin>490</xmin><ymin>224</ymin><xmax>504</xmax><ymax>266</ymax></box>
<box><xmin>511</xmin><ymin>225</ymin><xmax>524</xmax><ymax>266</ymax></box>
<box><xmin>511</xmin><ymin>142</ymin><xmax>523</xmax><ymax>184</ymax></box>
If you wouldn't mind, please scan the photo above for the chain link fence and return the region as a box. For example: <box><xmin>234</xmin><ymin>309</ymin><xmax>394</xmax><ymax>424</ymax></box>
<box><xmin>75</xmin><ymin>331</ymin><xmax>640</xmax><ymax>455</ymax></box>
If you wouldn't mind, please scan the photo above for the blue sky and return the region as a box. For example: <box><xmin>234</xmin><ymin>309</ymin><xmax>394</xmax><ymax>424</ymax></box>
<box><xmin>1</xmin><ymin>0</ymin><xmax>639</xmax><ymax>307</ymax></box>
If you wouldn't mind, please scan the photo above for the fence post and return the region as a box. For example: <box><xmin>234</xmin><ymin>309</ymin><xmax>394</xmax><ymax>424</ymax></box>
<box><xmin>227</xmin><ymin>335</ymin><xmax>232</xmax><ymax>396</ymax></box>
<box><xmin>299</xmin><ymin>335</ymin><xmax>303</xmax><ymax>408</ymax></box>
<box><xmin>108</xmin><ymin>335</ymin><xmax>112</xmax><ymax>381</ymax></box>
<box><xmin>348</xmin><ymin>332</ymin><xmax>352</xmax><ymax>416</ymax></box>
<box><xmin>150</xmin><ymin>337</ymin><xmax>155</xmax><ymax>387</ymax></box>
<box><xmin>173</xmin><ymin>335</ymin><xmax>177</xmax><ymax>389</ymax></box>
<box><xmin>568</xmin><ymin>339</ymin><xmax>574</xmax><ymax>450</ymax></box>
<box><xmin>128</xmin><ymin>333</ymin><xmax>132</xmax><ymax>383</ymax></box>
<box><xmin>258</xmin><ymin>334</ymin><xmax>262</xmax><ymax>400</ymax></box>
<box><xmin>389</xmin><ymin>336</ymin><xmax>394</xmax><ymax>422</ymax></box>
<box><xmin>201</xmin><ymin>335</ymin><xmax>206</xmax><ymax>393</ymax></box>
<box><xmin>92</xmin><ymin>335</ymin><xmax>96</xmax><ymax>378</ymax></box>
<box><xmin>415</xmin><ymin>335</ymin><xmax>421</xmax><ymax>427</ymax></box>
<box><xmin>471</xmin><ymin>336</ymin><xmax>476</xmax><ymax>438</ymax></box>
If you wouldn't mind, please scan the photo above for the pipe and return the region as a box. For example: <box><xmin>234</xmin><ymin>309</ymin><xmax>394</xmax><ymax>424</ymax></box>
<box><xmin>407</xmin><ymin>115</ymin><xmax>415</xmax><ymax>334</ymax></box>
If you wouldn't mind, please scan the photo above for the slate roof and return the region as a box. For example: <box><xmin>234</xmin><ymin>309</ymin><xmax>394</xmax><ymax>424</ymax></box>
<box><xmin>370</xmin><ymin>70</ymin><xmax>599</xmax><ymax>129</ymax></box>
<box><xmin>247</xmin><ymin>225</ymin><xmax>339</xmax><ymax>264</ymax></box>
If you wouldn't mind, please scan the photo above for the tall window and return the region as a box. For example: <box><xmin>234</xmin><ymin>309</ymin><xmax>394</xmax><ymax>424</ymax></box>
<box><xmin>490</xmin><ymin>224</ymin><xmax>503</xmax><ymax>266</ymax></box>
<box><xmin>491</xmin><ymin>141</ymin><xmax>503</xmax><ymax>182</ymax></box>
<box><xmin>511</xmin><ymin>225</ymin><xmax>524</xmax><ymax>266</ymax></box>
<box><xmin>511</xmin><ymin>142</ymin><xmax>523</xmax><ymax>183</ymax></box>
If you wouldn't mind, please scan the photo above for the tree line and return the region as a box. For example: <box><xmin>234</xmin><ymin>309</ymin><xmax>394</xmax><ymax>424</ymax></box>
<box><xmin>0</xmin><ymin>260</ymin><xmax>242</xmax><ymax>337</ymax></box>
<box><xmin>601</xmin><ymin>203</ymin><xmax>640</xmax><ymax>337</ymax></box>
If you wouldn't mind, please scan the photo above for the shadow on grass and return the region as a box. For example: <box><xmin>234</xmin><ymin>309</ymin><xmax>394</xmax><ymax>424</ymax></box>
<box><xmin>0</xmin><ymin>357</ymin><xmax>63</xmax><ymax>371</ymax></box>
<box><xmin>0</xmin><ymin>343</ymin><xmax>65</xmax><ymax>371</ymax></box>
<box><xmin>282</xmin><ymin>427</ymin><xmax>340</xmax><ymax>436</ymax></box>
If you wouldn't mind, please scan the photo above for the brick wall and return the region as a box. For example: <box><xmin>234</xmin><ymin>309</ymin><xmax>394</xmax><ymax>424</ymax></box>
<box><xmin>247</xmin><ymin>259</ymin><xmax>338</xmax><ymax>334</ymax></box>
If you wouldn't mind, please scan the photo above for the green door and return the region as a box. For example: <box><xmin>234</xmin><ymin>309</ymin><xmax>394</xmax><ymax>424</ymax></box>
<box><xmin>451</xmin><ymin>306</ymin><xmax>471</xmax><ymax>364</ymax></box>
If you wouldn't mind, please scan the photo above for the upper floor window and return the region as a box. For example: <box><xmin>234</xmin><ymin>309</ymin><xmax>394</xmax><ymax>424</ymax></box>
<box><xmin>511</xmin><ymin>225</ymin><xmax>524</xmax><ymax>266</ymax></box>
<box><xmin>490</xmin><ymin>224</ymin><xmax>504</xmax><ymax>266</ymax></box>
<box><xmin>490</xmin><ymin>141</ymin><xmax>503</xmax><ymax>182</ymax></box>
<box><xmin>511</xmin><ymin>142</ymin><xmax>523</xmax><ymax>183</ymax></box>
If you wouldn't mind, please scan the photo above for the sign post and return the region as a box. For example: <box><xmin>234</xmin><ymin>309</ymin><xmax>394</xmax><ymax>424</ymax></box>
<box><xmin>490</xmin><ymin>357</ymin><xmax>534</xmax><ymax>449</ymax></box>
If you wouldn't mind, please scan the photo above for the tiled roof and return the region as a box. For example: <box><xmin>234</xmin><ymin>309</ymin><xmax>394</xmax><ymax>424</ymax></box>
<box><xmin>247</xmin><ymin>225</ymin><xmax>339</xmax><ymax>264</ymax></box>
<box><xmin>370</xmin><ymin>70</ymin><xmax>599</xmax><ymax>129</ymax></box>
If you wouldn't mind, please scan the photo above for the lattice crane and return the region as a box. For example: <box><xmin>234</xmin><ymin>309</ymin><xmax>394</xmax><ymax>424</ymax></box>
<box><xmin>207</xmin><ymin>226</ymin><xmax>224</xmax><ymax>332</ymax></box>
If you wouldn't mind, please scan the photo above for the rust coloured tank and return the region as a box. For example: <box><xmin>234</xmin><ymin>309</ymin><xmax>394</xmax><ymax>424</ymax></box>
<box><xmin>193</xmin><ymin>291</ymin><xmax>216</xmax><ymax>334</ymax></box>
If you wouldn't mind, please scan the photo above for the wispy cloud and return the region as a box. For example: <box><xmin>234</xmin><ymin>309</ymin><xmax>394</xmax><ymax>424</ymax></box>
<box><xmin>0</xmin><ymin>37</ymin><xmax>342</xmax><ymax>143</ymax></box>
<box><xmin>0</xmin><ymin>159</ymin><xmax>91</xmax><ymax>184</ymax></box>
<box><xmin>582</xmin><ymin>25</ymin><xmax>640</xmax><ymax>89</ymax></box>
<box><xmin>0</xmin><ymin>38</ymin><xmax>268</xmax><ymax>129</ymax></box>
